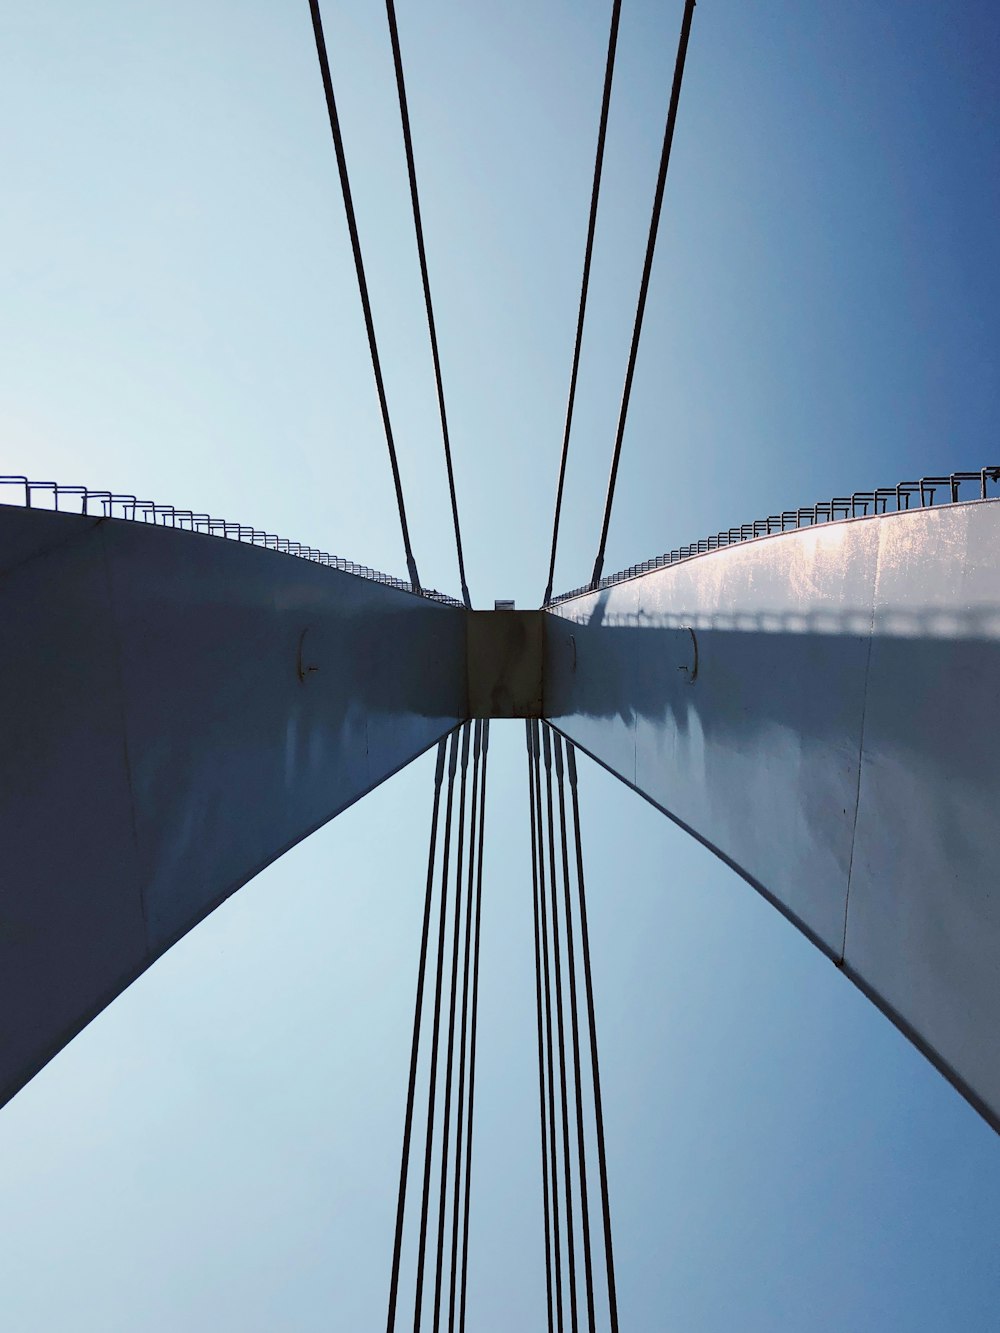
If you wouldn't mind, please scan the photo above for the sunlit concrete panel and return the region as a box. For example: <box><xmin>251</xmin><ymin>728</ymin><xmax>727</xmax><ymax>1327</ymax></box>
<box><xmin>545</xmin><ymin>520</ymin><xmax>879</xmax><ymax>956</ymax></box>
<box><xmin>0</xmin><ymin>506</ymin><xmax>466</xmax><ymax>1109</ymax></box>
<box><xmin>845</xmin><ymin>501</ymin><xmax>1000</xmax><ymax>1123</ymax></box>
<box><xmin>545</xmin><ymin>500</ymin><xmax>1000</xmax><ymax>1130</ymax></box>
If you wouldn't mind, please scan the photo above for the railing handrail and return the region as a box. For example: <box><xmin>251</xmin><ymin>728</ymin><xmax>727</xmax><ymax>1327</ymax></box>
<box><xmin>0</xmin><ymin>476</ymin><xmax>463</xmax><ymax>608</ymax></box>
<box><xmin>547</xmin><ymin>467</ymin><xmax>1000</xmax><ymax>606</ymax></box>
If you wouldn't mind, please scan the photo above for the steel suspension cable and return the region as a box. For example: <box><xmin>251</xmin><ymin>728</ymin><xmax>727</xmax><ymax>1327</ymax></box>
<box><xmin>307</xmin><ymin>0</ymin><xmax>422</xmax><ymax>592</ymax></box>
<box><xmin>447</xmin><ymin>721</ymin><xmax>482</xmax><ymax>1330</ymax></box>
<box><xmin>412</xmin><ymin>726</ymin><xmax>463</xmax><ymax>1329</ymax></box>
<box><xmin>526</xmin><ymin>723</ymin><xmax>557</xmax><ymax>1333</ymax></box>
<box><xmin>457</xmin><ymin>721</ymin><xmax>490</xmax><ymax>1333</ymax></box>
<box><xmin>385</xmin><ymin>0</ymin><xmax>471</xmax><ymax>608</ymax></box>
<box><xmin>387</xmin><ymin>738</ymin><xmax>448</xmax><ymax>1333</ymax></box>
<box><xmin>532</xmin><ymin>722</ymin><xmax>566</xmax><ymax>1333</ymax></box>
<box><xmin>542</xmin><ymin>0</ymin><xmax>623</xmax><ymax>608</ymax></box>
<box><xmin>552</xmin><ymin>731</ymin><xmax>596</xmax><ymax>1333</ymax></box>
<box><xmin>590</xmin><ymin>0</ymin><xmax>698</xmax><ymax>590</ymax></box>
<box><xmin>541</xmin><ymin>725</ymin><xmax>579</xmax><ymax>1333</ymax></box>
<box><xmin>567</xmin><ymin>742</ymin><xmax>619</xmax><ymax>1333</ymax></box>
<box><xmin>432</xmin><ymin>724</ymin><xmax>473</xmax><ymax>1328</ymax></box>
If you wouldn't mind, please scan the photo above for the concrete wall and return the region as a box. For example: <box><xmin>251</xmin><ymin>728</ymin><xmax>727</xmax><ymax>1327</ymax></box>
<box><xmin>0</xmin><ymin>506</ymin><xmax>466</xmax><ymax>1107</ymax></box>
<box><xmin>6</xmin><ymin>496</ymin><xmax>1000</xmax><ymax>1132</ymax></box>
<box><xmin>545</xmin><ymin>499</ymin><xmax>1000</xmax><ymax>1131</ymax></box>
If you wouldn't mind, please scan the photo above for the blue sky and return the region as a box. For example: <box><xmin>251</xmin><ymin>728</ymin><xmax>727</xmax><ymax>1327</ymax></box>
<box><xmin>2</xmin><ymin>1</ymin><xmax>1000</xmax><ymax>1328</ymax></box>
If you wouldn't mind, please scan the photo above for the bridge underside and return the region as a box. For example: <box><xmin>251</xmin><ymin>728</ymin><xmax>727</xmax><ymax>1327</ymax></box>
<box><xmin>2</xmin><ymin>499</ymin><xmax>1000</xmax><ymax>1133</ymax></box>
<box><xmin>545</xmin><ymin>498</ymin><xmax>1000</xmax><ymax>1132</ymax></box>
<box><xmin>0</xmin><ymin>506</ymin><xmax>466</xmax><ymax>1109</ymax></box>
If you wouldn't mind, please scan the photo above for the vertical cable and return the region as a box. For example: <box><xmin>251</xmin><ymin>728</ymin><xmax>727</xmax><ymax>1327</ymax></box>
<box><xmin>526</xmin><ymin>723</ymin><xmax>557</xmax><ymax>1333</ymax></box>
<box><xmin>412</xmin><ymin>727</ymin><xmax>462</xmax><ymax>1329</ymax></box>
<box><xmin>567</xmin><ymin>742</ymin><xmax>619</xmax><ymax>1333</ymax></box>
<box><xmin>384</xmin><ymin>0</ymin><xmax>471</xmax><ymax>607</ymax></box>
<box><xmin>307</xmin><ymin>0</ymin><xmax>421</xmax><ymax>591</ymax></box>
<box><xmin>432</xmin><ymin>724</ymin><xmax>473</xmax><ymax>1328</ymax></box>
<box><xmin>552</xmin><ymin>731</ymin><xmax>596</xmax><ymax>1333</ymax></box>
<box><xmin>590</xmin><ymin>0</ymin><xmax>697</xmax><ymax>589</ymax></box>
<box><xmin>387</xmin><ymin>739</ymin><xmax>448</xmax><ymax>1333</ymax></box>
<box><xmin>532</xmin><ymin>721</ymin><xmax>565</xmax><ymax>1333</ymax></box>
<box><xmin>541</xmin><ymin>725</ymin><xmax>579</xmax><ymax>1333</ymax></box>
<box><xmin>543</xmin><ymin>0</ymin><xmax>623</xmax><ymax>607</ymax></box>
<box><xmin>447</xmin><ymin>722</ymin><xmax>482</xmax><ymax>1330</ymax></box>
<box><xmin>458</xmin><ymin>721</ymin><xmax>490</xmax><ymax>1333</ymax></box>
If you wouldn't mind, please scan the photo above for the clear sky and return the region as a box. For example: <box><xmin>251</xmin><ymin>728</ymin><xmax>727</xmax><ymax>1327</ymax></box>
<box><xmin>2</xmin><ymin>1</ymin><xmax>1000</xmax><ymax>1329</ymax></box>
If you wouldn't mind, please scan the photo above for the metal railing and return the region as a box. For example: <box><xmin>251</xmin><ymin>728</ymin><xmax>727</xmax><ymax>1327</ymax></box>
<box><xmin>0</xmin><ymin>475</ymin><xmax>463</xmax><ymax>607</ymax></box>
<box><xmin>547</xmin><ymin>467</ymin><xmax>1000</xmax><ymax>606</ymax></box>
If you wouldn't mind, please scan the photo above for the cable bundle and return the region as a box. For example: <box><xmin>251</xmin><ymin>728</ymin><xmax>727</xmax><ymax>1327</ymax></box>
<box><xmin>387</xmin><ymin>723</ymin><xmax>490</xmax><ymax>1333</ymax></box>
<box><xmin>527</xmin><ymin>721</ymin><xmax>618</xmax><ymax>1333</ymax></box>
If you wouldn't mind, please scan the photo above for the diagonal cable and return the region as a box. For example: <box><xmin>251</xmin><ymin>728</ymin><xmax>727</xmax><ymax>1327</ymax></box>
<box><xmin>448</xmin><ymin>721</ymin><xmax>482</xmax><ymax>1330</ymax></box>
<box><xmin>457</xmin><ymin>721</ymin><xmax>490</xmax><ymax>1333</ymax></box>
<box><xmin>553</xmin><ymin>730</ymin><xmax>597</xmax><ymax>1333</ymax></box>
<box><xmin>432</xmin><ymin>724</ymin><xmax>472</xmax><ymax>1328</ymax></box>
<box><xmin>307</xmin><ymin>0</ymin><xmax>422</xmax><ymax>591</ymax></box>
<box><xmin>542</xmin><ymin>724</ymin><xmax>580</xmax><ymax>1333</ymax></box>
<box><xmin>543</xmin><ymin>0</ymin><xmax>623</xmax><ymax>607</ymax></box>
<box><xmin>567</xmin><ymin>741</ymin><xmax>619</xmax><ymax>1332</ymax></box>
<box><xmin>532</xmin><ymin>721</ymin><xmax>566</xmax><ymax>1333</ymax></box>
<box><xmin>386</xmin><ymin>739</ymin><xmax>448</xmax><ymax>1333</ymax></box>
<box><xmin>526</xmin><ymin>723</ymin><xmax>557</xmax><ymax>1333</ymax></box>
<box><xmin>590</xmin><ymin>0</ymin><xmax>698</xmax><ymax>590</ymax></box>
<box><xmin>385</xmin><ymin>0</ymin><xmax>472</xmax><ymax>608</ymax></box>
<box><xmin>412</xmin><ymin>726</ymin><xmax>462</xmax><ymax>1328</ymax></box>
